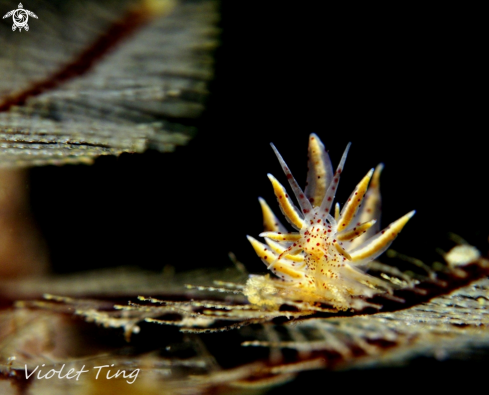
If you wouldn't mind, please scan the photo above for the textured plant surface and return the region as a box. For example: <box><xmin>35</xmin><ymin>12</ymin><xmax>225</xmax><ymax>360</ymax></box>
<box><xmin>0</xmin><ymin>0</ymin><xmax>218</xmax><ymax>167</ymax></box>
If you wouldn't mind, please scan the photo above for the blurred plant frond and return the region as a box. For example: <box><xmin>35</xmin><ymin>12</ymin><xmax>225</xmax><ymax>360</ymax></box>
<box><xmin>0</xmin><ymin>0</ymin><xmax>219</xmax><ymax>167</ymax></box>
<box><xmin>1</xmin><ymin>245</ymin><xmax>489</xmax><ymax>393</ymax></box>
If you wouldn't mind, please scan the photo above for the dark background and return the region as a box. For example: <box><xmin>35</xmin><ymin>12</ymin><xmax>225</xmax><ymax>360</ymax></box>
<box><xmin>29</xmin><ymin>3</ymin><xmax>485</xmax><ymax>276</ymax></box>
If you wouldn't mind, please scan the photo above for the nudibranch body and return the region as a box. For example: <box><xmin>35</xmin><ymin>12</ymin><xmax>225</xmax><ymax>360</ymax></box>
<box><xmin>245</xmin><ymin>134</ymin><xmax>415</xmax><ymax>311</ymax></box>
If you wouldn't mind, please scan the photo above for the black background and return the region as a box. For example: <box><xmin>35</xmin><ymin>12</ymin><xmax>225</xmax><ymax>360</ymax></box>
<box><xmin>29</xmin><ymin>3</ymin><xmax>486</xmax><ymax>277</ymax></box>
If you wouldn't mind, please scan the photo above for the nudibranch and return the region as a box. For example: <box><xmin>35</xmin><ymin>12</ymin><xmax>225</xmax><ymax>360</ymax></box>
<box><xmin>244</xmin><ymin>134</ymin><xmax>415</xmax><ymax>311</ymax></box>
